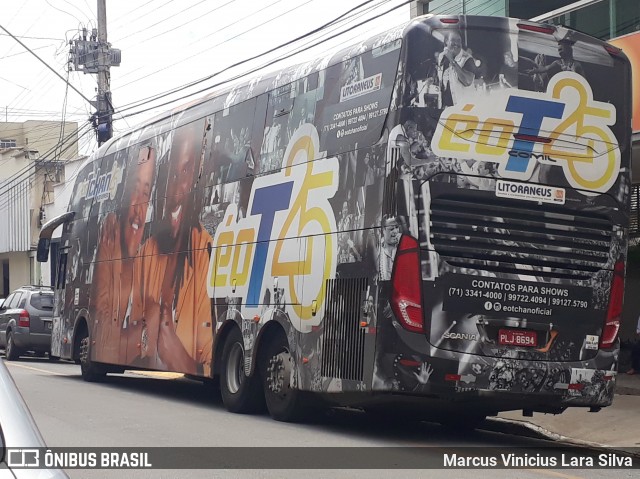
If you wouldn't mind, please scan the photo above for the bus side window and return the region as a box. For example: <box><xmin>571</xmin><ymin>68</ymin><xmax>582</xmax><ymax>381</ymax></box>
<box><xmin>213</xmin><ymin>98</ymin><xmax>259</xmax><ymax>184</ymax></box>
<box><xmin>259</xmin><ymin>86</ymin><xmax>295</xmax><ymax>175</ymax></box>
<box><xmin>56</xmin><ymin>253</ymin><xmax>68</xmax><ymax>290</ymax></box>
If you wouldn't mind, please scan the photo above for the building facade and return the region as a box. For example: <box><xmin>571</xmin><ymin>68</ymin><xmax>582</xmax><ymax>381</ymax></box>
<box><xmin>0</xmin><ymin>120</ymin><xmax>78</xmax><ymax>297</ymax></box>
<box><xmin>412</xmin><ymin>0</ymin><xmax>640</xmax><ymax>41</ymax></box>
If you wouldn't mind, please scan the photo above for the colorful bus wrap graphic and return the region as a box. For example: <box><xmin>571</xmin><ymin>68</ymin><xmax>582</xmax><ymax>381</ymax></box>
<box><xmin>431</xmin><ymin>72</ymin><xmax>620</xmax><ymax>193</ymax></box>
<box><xmin>207</xmin><ymin>124</ymin><xmax>339</xmax><ymax>332</ymax></box>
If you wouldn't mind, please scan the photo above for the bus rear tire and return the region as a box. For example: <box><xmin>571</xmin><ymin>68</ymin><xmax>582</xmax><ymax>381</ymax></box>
<box><xmin>78</xmin><ymin>330</ymin><xmax>106</xmax><ymax>382</ymax></box>
<box><xmin>260</xmin><ymin>330</ymin><xmax>315</xmax><ymax>422</ymax></box>
<box><xmin>220</xmin><ymin>327</ymin><xmax>264</xmax><ymax>414</ymax></box>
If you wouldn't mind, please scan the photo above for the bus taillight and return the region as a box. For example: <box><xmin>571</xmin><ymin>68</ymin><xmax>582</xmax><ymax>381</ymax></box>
<box><xmin>604</xmin><ymin>44</ymin><xmax>622</xmax><ymax>57</ymax></box>
<box><xmin>516</xmin><ymin>23</ymin><xmax>555</xmax><ymax>35</ymax></box>
<box><xmin>391</xmin><ymin>235</ymin><xmax>424</xmax><ymax>333</ymax></box>
<box><xmin>600</xmin><ymin>260</ymin><xmax>625</xmax><ymax>348</ymax></box>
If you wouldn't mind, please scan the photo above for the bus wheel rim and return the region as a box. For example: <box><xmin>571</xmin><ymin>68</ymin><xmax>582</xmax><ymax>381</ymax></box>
<box><xmin>267</xmin><ymin>351</ymin><xmax>291</xmax><ymax>399</ymax></box>
<box><xmin>226</xmin><ymin>342</ymin><xmax>244</xmax><ymax>394</ymax></box>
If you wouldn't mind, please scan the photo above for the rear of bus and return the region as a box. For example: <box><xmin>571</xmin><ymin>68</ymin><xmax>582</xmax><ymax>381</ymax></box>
<box><xmin>374</xmin><ymin>15</ymin><xmax>631</xmax><ymax>415</ymax></box>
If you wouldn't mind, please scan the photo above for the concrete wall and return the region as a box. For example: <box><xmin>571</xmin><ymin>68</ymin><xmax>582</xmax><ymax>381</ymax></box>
<box><xmin>622</xmin><ymin>263</ymin><xmax>640</xmax><ymax>342</ymax></box>
<box><xmin>0</xmin><ymin>121</ymin><xmax>78</xmax><ymax>159</ymax></box>
<box><xmin>0</xmin><ymin>252</ymin><xmax>32</xmax><ymax>297</ymax></box>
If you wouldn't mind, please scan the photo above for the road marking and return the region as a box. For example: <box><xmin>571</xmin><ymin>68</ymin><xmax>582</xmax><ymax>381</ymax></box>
<box><xmin>6</xmin><ymin>363</ymin><xmax>185</xmax><ymax>380</ymax></box>
<box><xmin>528</xmin><ymin>469</ymin><xmax>586</xmax><ymax>479</ymax></box>
<box><xmin>5</xmin><ymin>362</ymin><xmax>66</xmax><ymax>376</ymax></box>
<box><xmin>128</xmin><ymin>370</ymin><xmax>184</xmax><ymax>379</ymax></box>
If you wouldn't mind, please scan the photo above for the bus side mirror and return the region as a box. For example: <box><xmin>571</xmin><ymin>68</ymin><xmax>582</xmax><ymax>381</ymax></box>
<box><xmin>37</xmin><ymin>238</ymin><xmax>51</xmax><ymax>262</ymax></box>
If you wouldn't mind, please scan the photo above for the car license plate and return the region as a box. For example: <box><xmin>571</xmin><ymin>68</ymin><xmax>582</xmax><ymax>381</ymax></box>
<box><xmin>46</xmin><ymin>322</ymin><xmax>52</xmax><ymax>330</ymax></box>
<box><xmin>498</xmin><ymin>329</ymin><xmax>537</xmax><ymax>347</ymax></box>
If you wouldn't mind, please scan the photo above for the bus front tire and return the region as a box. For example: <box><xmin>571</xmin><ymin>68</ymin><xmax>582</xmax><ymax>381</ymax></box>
<box><xmin>220</xmin><ymin>328</ymin><xmax>264</xmax><ymax>414</ymax></box>
<box><xmin>260</xmin><ymin>330</ymin><xmax>315</xmax><ymax>422</ymax></box>
<box><xmin>79</xmin><ymin>331</ymin><xmax>106</xmax><ymax>382</ymax></box>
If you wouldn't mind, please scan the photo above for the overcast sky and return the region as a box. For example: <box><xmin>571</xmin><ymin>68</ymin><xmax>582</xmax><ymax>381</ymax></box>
<box><xmin>0</xmin><ymin>0</ymin><xmax>417</xmax><ymax>156</ymax></box>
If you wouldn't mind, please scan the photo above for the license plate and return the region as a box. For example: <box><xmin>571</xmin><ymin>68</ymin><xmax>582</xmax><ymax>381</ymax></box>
<box><xmin>46</xmin><ymin>322</ymin><xmax>52</xmax><ymax>330</ymax></box>
<box><xmin>498</xmin><ymin>329</ymin><xmax>537</xmax><ymax>347</ymax></box>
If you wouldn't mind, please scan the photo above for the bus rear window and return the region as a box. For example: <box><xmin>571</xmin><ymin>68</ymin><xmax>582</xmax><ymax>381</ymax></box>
<box><xmin>30</xmin><ymin>293</ymin><xmax>54</xmax><ymax>310</ymax></box>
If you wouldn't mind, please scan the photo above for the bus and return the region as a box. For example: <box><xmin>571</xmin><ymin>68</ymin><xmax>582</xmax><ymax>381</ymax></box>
<box><xmin>38</xmin><ymin>14</ymin><xmax>631</xmax><ymax>425</ymax></box>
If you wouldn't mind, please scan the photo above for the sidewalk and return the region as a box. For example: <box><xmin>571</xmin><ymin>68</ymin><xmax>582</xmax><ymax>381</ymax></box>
<box><xmin>497</xmin><ymin>373</ymin><xmax>640</xmax><ymax>450</ymax></box>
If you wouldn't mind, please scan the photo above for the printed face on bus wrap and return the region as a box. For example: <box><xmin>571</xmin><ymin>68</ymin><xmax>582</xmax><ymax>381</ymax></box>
<box><xmin>164</xmin><ymin>129</ymin><xmax>197</xmax><ymax>244</ymax></box>
<box><xmin>445</xmin><ymin>32</ymin><xmax>463</xmax><ymax>59</ymax></box>
<box><xmin>122</xmin><ymin>147</ymin><xmax>156</xmax><ymax>258</ymax></box>
<box><xmin>382</xmin><ymin>216</ymin><xmax>400</xmax><ymax>247</ymax></box>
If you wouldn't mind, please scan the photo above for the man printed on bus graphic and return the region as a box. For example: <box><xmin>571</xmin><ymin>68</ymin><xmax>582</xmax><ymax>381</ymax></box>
<box><xmin>436</xmin><ymin>30</ymin><xmax>476</xmax><ymax>108</ymax></box>
<box><xmin>90</xmin><ymin>145</ymin><xmax>157</xmax><ymax>365</ymax></box>
<box><xmin>129</xmin><ymin>121</ymin><xmax>214</xmax><ymax>376</ymax></box>
<box><xmin>378</xmin><ymin>215</ymin><xmax>402</xmax><ymax>281</ymax></box>
<box><xmin>526</xmin><ymin>38</ymin><xmax>585</xmax><ymax>85</ymax></box>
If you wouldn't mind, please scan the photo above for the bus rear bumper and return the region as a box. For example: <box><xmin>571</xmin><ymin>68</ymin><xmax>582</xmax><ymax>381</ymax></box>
<box><xmin>371</xmin><ymin>350</ymin><xmax>618</xmax><ymax>411</ymax></box>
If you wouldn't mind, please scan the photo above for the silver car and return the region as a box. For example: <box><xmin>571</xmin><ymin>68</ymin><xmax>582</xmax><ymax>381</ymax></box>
<box><xmin>0</xmin><ymin>286</ymin><xmax>54</xmax><ymax>360</ymax></box>
<box><xmin>0</xmin><ymin>359</ymin><xmax>68</xmax><ymax>477</ymax></box>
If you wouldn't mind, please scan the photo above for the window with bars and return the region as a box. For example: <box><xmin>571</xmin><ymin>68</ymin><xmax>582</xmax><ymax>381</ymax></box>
<box><xmin>0</xmin><ymin>139</ymin><xmax>16</xmax><ymax>148</ymax></box>
<box><xmin>631</xmin><ymin>184</ymin><xmax>640</xmax><ymax>237</ymax></box>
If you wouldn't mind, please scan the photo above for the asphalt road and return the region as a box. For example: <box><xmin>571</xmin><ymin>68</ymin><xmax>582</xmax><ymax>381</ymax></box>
<box><xmin>3</xmin><ymin>357</ymin><xmax>637</xmax><ymax>479</ymax></box>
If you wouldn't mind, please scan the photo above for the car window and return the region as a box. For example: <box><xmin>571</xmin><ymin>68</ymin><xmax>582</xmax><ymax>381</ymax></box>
<box><xmin>2</xmin><ymin>294</ymin><xmax>15</xmax><ymax>309</ymax></box>
<box><xmin>18</xmin><ymin>296</ymin><xmax>26</xmax><ymax>308</ymax></box>
<box><xmin>30</xmin><ymin>293</ymin><xmax>54</xmax><ymax>310</ymax></box>
<box><xmin>7</xmin><ymin>293</ymin><xmax>23</xmax><ymax>309</ymax></box>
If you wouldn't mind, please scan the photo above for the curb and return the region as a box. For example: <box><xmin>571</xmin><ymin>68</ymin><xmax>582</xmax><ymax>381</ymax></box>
<box><xmin>615</xmin><ymin>386</ymin><xmax>640</xmax><ymax>396</ymax></box>
<box><xmin>482</xmin><ymin>417</ymin><xmax>640</xmax><ymax>458</ymax></box>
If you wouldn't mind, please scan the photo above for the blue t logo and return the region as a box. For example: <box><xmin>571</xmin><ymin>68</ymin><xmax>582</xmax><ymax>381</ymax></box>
<box><xmin>505</xmin><ymin>96</ymin><xmax>565</xmax><ymax>172</ymax></box>
<box><xmin>246</xmin><ymin>181</ymin><xmax>294</xmax><ymax>306</ymax></box>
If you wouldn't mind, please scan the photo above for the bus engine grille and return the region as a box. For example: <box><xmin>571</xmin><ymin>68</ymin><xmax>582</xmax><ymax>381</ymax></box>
<box><xmin>320</xmin><ymin>277</ymin><xmax>367</xmax><ymax>382</ymax></box>
<box><xmin>428</xmin><ymin>197</ymin><xmax>613</xmax><ymax>279</ymax></box>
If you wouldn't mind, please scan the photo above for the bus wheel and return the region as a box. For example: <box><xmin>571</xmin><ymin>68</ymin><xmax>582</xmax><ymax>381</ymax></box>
<box><xmin>261</xmin><ymin>330</ymin><xmax>314</xmax><ymax>422</ymax></box>
<box><xmin>220</xmin><ymin>328</ymin><xmax>263</xmax><ymax>414</ymax></box>
<box><xmin>78</xmin><ymin>331</ymin><xmax>105</xmax><ymax>382</ymax></box>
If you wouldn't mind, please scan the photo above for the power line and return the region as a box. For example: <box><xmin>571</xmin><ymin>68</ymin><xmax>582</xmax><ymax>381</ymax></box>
<box><xmin>114</xmin><ymin>0</ymin><xmax>216</xmax><ymax>43</ymax></box>
<box><xmin>0</xmin><ymin>23</ymin><xmax>95</xmax><ymax>106</ymax></box>
<box><xmin>114</xmin><ymin>0</ymin><xmax>411</xmax><ymax>122</ymax></box>
<box><xmin>0</xmin><ymin>0</ymin><xmax>409</xmax><ymax>208</ymax></box>
<box><xmin>112</xmin><ymin>0</ymin><xmax>378</xmax><ymax>117</ymax></box>
<box><xmin>114</xmin><ymin>0</ymin><xmax>316</xmax><ymax>86</ymax></box>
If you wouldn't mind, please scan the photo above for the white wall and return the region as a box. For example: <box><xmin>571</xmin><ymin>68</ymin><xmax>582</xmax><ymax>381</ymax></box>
<box><xmin>39</xmin><ymin>157</ymin><xmax>85</xmax><ymax>286</ymax></box>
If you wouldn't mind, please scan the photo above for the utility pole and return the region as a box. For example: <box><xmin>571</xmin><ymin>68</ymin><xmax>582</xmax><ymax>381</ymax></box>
<box><xmin>96</xmin><ymin>0</ymin><xmax>111</xmax><ymax>146</ymax></box>
<box><xmin>68</xmin><ymin>0</ymin><xmax>121</xmax><ymax>146</ymax></box>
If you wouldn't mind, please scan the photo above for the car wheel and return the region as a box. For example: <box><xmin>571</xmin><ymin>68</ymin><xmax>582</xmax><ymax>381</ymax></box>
<box><xmin>5</xmin><ymin>331</ymin><xmax>20</xmax><ymax>361</ymax></box>
<box><xmin>220</xmin><ymin>327</ymin><xmax>264</xmax><ymax>414</ymax></box>
<box><xmin>260</xmin><ymin>329</ymin><xmax>317</xmax><ymax>422</ymax></box>
<box><xmin>79</xmin><ymin>330</ymin><xmax>106</xmax><ymax>382</ymax></box>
